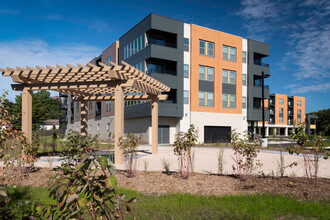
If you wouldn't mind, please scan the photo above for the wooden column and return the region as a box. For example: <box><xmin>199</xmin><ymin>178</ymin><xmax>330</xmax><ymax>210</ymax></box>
<box><xmin>80</xmin><ymin>100</ymin><xmax>88</xmax><ymax>137</ymax></box>
<box><xmin>22</xmin><ymin>87</ymin><xmax>32</xmax><ymax>144</ymax></box>
<box><xmin>151</xmin><ymin>95</ymin><xmax>158</xmax><ymax>154</ymax></box>
<box><xmin>114</xmin><ymin>85</ymin><xmax>124</xmax><ymax>164</ymax></box>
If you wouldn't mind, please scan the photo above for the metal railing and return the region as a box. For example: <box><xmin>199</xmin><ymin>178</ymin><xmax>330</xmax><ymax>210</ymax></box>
<box><xmin>147</xmin><ymin>68</ymin><xmax>176</xmax><ymax>75</ymax></box>
<box><xmin>254</xmin><ymin>61</ymin><xmax>269</xmax><ymax>67</ymax></box>
<box><xmin>146</xmin><ymin>38</ymin><xmax>177</xmax><ymax>48</ymax></box>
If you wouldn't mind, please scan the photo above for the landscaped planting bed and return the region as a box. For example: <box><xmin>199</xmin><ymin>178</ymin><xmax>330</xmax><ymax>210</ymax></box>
<box><xmin>6</xmin><ymin>168</ymin><xmax>330</xmax><ymax>201</ymax></box>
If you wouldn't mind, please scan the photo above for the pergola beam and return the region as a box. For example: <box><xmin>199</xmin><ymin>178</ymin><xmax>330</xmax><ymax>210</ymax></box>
<box><xmin>73</xmin><ymin>94</ymin><xmax>168</xmax><ymax>101</ymax></box>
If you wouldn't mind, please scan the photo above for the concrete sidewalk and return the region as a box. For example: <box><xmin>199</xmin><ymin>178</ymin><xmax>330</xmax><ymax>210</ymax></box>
<box><xmin>31</xmin><ymin>145</ymin><xmax>329</xmax><ymax>178</ymax></box>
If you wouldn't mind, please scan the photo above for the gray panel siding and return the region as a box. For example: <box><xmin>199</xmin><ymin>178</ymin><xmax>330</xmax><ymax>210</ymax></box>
<box><xmin>222</xmin><ymin>84</ymin><xmax>236</xmax><ymax>95</ymax></box>
<box><xmin>247</xmin><ymin>39</ymin><xmax>270</xmax><ymax>122</ymax></box>
<box><xmin>119</xmin><ymin>13</ymin><xmax>184</xmax><ymax>119</ymax></box>
<box><xmin>199</xmin><ymin>81</ymin><xmax>214</xmax><ymax>93</ymax></box>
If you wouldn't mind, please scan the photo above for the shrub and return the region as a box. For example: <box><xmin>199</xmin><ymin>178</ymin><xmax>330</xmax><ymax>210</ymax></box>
<box><xmin>231</xmin><ymin>130</ymin><xmax>262</xmax><ymax>181</ymax></box>
<box><xmin>0</xmin><ymin>91</ymin><xmax>37</xmax><ymax>186</ymax></box>
<box><xmin>161</xmin><ymin>158</ymin><xmax>171</xmax><ymax>174</ymax></box>
<box><xmin>65</xmin><ymin>130</ymin><xmax>98</xmax><ymax>164</ymax></box>
<box><xmin>173</xmin><ymin>125</ymin><xmax>198</xmax><ymax>179</ymax></box>
<box><xmin>118</xmin><ymin>133</ymin><xmax>140</xmax><ymax>177</ymax></box>
<box><xmin>277</xmin><ymin>151</ymin><xmax>297</xmax><ymax>177</ymax></box>
<box><xmin>38</xmin><ymin>137</ymin><xmax>135</xmax><ymax>219</ymax></box>
<box><xmin>288</xmin><ymin>124</ymin><xmax>328</xmax><ymax>184</ymax></box>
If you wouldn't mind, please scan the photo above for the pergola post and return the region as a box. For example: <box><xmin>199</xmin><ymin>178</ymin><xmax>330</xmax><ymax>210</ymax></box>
<box><xmin>22</xmin><ymin>87</ymin><xmax>32</xmax><ymax>144</ymax></box>
<box><xmin>114</xmin><ymin>85</ymin><xmax>124</xmax><ymax>164</ymax></box>
<box><xmin>80</xmin><ymin>100</ymin><xmax>88</xmax><ymax>137</ymax></box>
<box><xmin>151</xmin><ymin>95</ymin><xmax>158</xmax><ymax>154</ymax></box>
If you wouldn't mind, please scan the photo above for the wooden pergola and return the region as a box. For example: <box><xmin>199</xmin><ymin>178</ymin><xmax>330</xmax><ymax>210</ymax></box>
<box><xmin>1</xmin><ymin>61</ymin><xmax>170</xmax><ymax>164</ymax></box>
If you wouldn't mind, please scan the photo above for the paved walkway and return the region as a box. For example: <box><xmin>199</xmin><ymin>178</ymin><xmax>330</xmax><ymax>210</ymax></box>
<box><xmin>34</xmin><ymin>145</ymin><xmax>330</xmax><ymax>178</ymax></box>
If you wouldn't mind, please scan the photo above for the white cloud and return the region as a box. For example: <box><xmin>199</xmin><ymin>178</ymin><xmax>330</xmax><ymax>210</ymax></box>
<box><xmin>0</xmin><ymin>8</ymin><xmax>20</xmax><ymax>16</ymax></box>
<box><xmin>0</xmin><ymin>39</ymin><xmax>101</xmax><ymax>100</ymax></box>
<box><xmin>286</xmin><ymin>82</ymin><xmax>330</xmax><ymax>93</ymax></box>
<box><xmin>238</xmin><ymin>0</ymin><xmax>278</xmax><ymax>19</ymax></box>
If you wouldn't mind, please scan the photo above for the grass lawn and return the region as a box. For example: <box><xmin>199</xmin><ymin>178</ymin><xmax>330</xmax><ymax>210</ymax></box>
<box><xmin>37</xmin><ymin>136</ymin><xmax>113</xmax><ymax>155</ymax></box>
<box><xmin>5</xmin><ymin>186</ymin><xmax>330</xmax><ymax>219</ymax></box>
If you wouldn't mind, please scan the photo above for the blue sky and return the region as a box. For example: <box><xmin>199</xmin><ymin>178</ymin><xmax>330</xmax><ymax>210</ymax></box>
<box><xmin>0</xmin><ymin>0</ymin><xmax>329</xmax><ymax>113</ymax></box>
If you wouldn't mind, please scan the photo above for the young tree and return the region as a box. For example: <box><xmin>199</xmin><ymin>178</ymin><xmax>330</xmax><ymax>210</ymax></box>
<box><xmin>173</xmin><ymin>125</ymin><xmax>198</xmax><ymax>179</ymax></box>
<box><xmin>288</xmin><ymin>123</ymin><xmax>328</xmax><ymax>184</ymax></box>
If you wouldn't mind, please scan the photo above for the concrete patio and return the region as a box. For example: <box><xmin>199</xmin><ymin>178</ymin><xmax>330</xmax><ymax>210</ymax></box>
<box><xmin>34</xmin><ymin>145</ymin><xmax>330</xmax><ymax>178</ymax></box>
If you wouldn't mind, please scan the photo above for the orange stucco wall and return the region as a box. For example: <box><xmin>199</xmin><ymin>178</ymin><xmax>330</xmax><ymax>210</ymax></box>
<box><xmin>190</xmin><ymin>25</ymin><xmax>242</xmax><ymax>114</ymax></box>
<box><xmin>294</xmin><ymin>96</ymin><xmax>305</xmax><ymax>124</ymax></box>
<box><xmin>275</xmin><ymin>94</ymin><xmax>288</xmax><ymax>125</ymax></box>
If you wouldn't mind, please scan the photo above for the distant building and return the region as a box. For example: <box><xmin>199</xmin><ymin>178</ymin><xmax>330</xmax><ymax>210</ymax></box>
<box><xmin>40</xmin><ymin>119</ymin><xmax>60</xmax><ymax>131</ymax></box>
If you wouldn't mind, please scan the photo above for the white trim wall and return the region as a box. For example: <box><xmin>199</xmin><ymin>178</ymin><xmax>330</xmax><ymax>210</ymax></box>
<box><xmin>242</xmin><ymin>38</ymin><xmax>248</xmax><ymax>133</ymax></box>
<box><xmin>180</xmin><ymin>23</ymin><xmax>191</xmax><ymax>133</ymax></box>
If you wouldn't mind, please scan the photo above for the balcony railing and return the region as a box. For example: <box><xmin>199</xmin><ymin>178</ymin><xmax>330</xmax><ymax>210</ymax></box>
<box><xmin>146</xmin><ymin>38</ymin><xmax>176</xmax><ymax>48</ymax></box>
<box><xmin>147</xmin><ymin>68</ymin><xmax>176</xmax><ymax>76</ymax></box>
<box><xmin>254</xmin><ymin>61</ymin><xmax>269</xmax><ymax>67</ymax></box>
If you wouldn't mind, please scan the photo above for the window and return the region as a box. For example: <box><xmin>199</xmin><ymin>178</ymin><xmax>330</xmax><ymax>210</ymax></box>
<box><xmin>242</xmin><ymin>51</ymin><xmax>247</xmax><ymax>63</ymax></box>
<box><xmin>223</xmin><ymin>45</ymin><xmax>237</xmax><ymax>61</ymax></box>
<box><xmin>297</xmin><ymin>109</ymin><xmax>302</xmax><ymax>123</ymax></box>
<box><xmin>199</xmin><ymin>91</ymin><xmax>214</xmax><ymax>107</ymax></box>
<box><xmin>184</xmin><ymin>38</ymin><xmax>189</xmax><ymax>52</ymax></box>
<box><xmin>76</xmin><ymin>102</ymin><xmax>80</xmax><ymax>117</ymax></box>
<box><xmin>223</xmin><ymin>46</ymin><xmax>228</xmax><ymax>60</ymax></box>
<box><xmin>106</xmin><ymin>57</ymin><xmax>112</xmax><ymax>65</ymax></box>
<box><xmin>223</xmin><ymin>94</ymin><xmax>236</xmax><ymax>108</ymax></box>
<box><xmin>279</xmin><ymin>99</ymin><xmax>284</xmax><ymax>105</ymax></box>
<box><xmin>279</xmin><ymin>108</ymin><xmax>284</xmax><ymax>122</ymax></box>
<box><xmin>242</xmin><ymin>74</ymin><xmax>247</xmax><ymax>86</ymax></box>
<box><xmin>230</xmin><ymin>71</ymin><xmax>236</xmax><ymax>84</ymax></box>
<box><xmin>105</xmin><ymin>101</ymin><xmax>111</xmax><ymax>112</ymax></box>
<box><xmin>199</xmin><ymin>40</ymin><xmax>205</xmax><ymax>55</ymax></box>
<box><xmin>208</xmin><ymin>42</ymin><xmax>214</xmax><ymax>57</ymax></box>
<box><xmin>222</xmin><ymin>69</ymin><xmax>236</xmax><ymax>84</ymax></box>
<box><xmin>88</xmin><ymin>102</ymin><xmax>93</xmax><ymax>115</ymax></box>
<box><xmin>242</xmin><ymin>97</ymin><xmax>246</xmax><ymax>108</ymax></box>
<box><xmin>125</xmin><ymin>34</ymin><xmax>146</xmax><ymax>59</ymax></box>
<box><xmin>297</xmin><ymin>101</ymin><xmax>302</xmax><ymax>106</ymax></box>
<box><xmin>207</xmin><ymin>67</ymin><xmax>214</xmax><ymax>81</ymax></box>
<box><xmin>199</xmin><ymin>66</ymin><xmax>205</xmax><ymax>80</ymax></box>
<box><xmin>184</xmin><ymin>90</ymin><xmax>189</xmax><ymax>104</ymax></box>
<box><xmin>199</xmin><ymin>92</ymin><xmax>205</xmax><ymax>106</ymax></box>
<box><xmin>199</xmin><ymin>65</ymin><xmax>214</xmax><ymax>81</ymax></box>
<box><xmin>230</xmin><ymin>47</ymin><xmax>236</xmax><ymax>62</ymax></box>
<box><xmin>199</xmin><ymin>40</ymin><xmax>214</xmax><ymax>57</ymax></box>
<box><xmin>184</xmin><ymin>64</ymin><xmax>189</xmax><ymax>78</ymax></box>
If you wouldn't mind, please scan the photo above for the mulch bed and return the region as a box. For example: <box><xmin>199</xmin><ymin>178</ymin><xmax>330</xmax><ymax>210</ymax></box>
<box><xmin>5</xmin><ymin>168</ymin><xmax>330</xmax><ymax>201</ymax></box>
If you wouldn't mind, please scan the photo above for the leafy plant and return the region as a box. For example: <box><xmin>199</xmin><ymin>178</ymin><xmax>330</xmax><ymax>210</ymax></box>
<box><xmin>277</xmin><ymin>151</ymin><xmax>297</xmax><ymax>177</ymax></box>
<box><xmin>173</xmin><ymin>124</ymin><xmax>198</xmax><ymax>179</ymax></box>
<box><xmin>0</xmin><ymin>91</ymin><xmax>37</xmax><ymax>186</ymax></box>
<box><xmin>65</xmin><ymin>130</ymin><xmax>98</xmax><ymax>164</ymax></box>
<box><xmin>288</xmin><ymin>123</ymin><xmax>328</xmax><ymax>184</ymax></box>
<box><xmin>38</xmin><ymin>143</ymin><xmax>135</xmax><ymax>219</ymax></box>
<box><xmin>218</xmin><ymin>148</ymin><xmax>225</xmax><ymax>175</ymax></box>
<box><xmin>118</xmin><ymin>133</ymin><xmax>140</xmax><ymax>177</ymax></box>
<box><xmin>161</xmin><ymin>158</ymin><xmax>170</xmax><ymax>174</ymax></box>
<box><xmin>230</xmin><ymin>130</ymin><xmax>262</xmax><ymax>181</ymax></box>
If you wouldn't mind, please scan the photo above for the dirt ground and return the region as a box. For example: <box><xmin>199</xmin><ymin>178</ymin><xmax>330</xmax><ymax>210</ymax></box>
<box><xmin>7</xmin><ymin>168</ymin><xmax>330</xmax><ymax>201</ymax></box>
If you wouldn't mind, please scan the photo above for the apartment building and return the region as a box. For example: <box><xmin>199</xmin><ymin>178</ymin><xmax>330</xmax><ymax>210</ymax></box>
<box><xmin>62</xmin><ymin>13</ymin><xmax>271</xmax><ymax>144</ymax></box>
<box><xmin>256</xmin><ymin>94</ymin><xmax>305</xmax><ymax>136</ymax></box>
